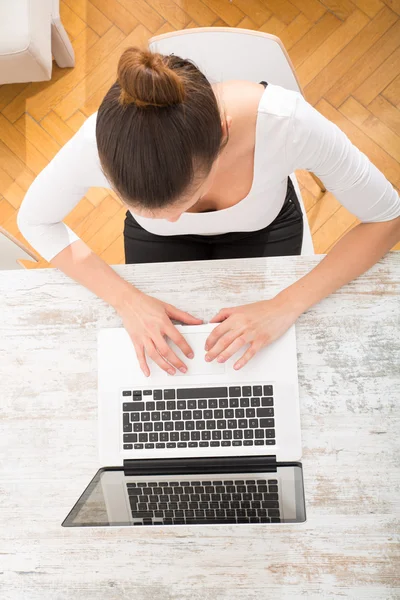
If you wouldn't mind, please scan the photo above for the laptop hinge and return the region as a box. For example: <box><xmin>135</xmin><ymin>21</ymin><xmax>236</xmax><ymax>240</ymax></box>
<box><xmin>123</xmin><ymin>455</ymin><xmax>277</xmax><ymax>477</ymax></box>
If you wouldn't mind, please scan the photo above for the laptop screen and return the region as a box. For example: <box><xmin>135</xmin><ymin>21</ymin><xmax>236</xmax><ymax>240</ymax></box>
<box><xmin>62</xmin><ymin>464</ymin><xmax>306</xmax><ymax>527</ymax></box>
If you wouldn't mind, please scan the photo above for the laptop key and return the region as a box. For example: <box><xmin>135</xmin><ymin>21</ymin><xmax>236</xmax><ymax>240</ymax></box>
<box><xmin>260</xmin><ymin>419</ymin><xmax>274</xmax><ymax>428</ymax></box>
<box><xmin>229</xmin><ymin>387</ymin><xmax>241</xmax><ymax>396</ymax></box>
<box><xmin>240</xmin><ymin>398</ymin><xmax>249</xmax><ymax>407</ymax></box>
<box><xmin>251</xmin><ymin>397</ymin><xmax>260</xmax><ymax>407</ymax></box>
<box><xmin>141</xmin><ymin>412</ymin><xmax>150</xmax><ymax>421</ymax></box>
<box><xmin>177</xmin><ymin>442</ymin><xmax>187</xmax><ymax>448</ymax></box>
<box><xmin>123</xmin><ymin>444</ymin><xmax>133</xmax><ymax>450</ymax></box>
<box><xmin>198</xmin><ymin>399</ymin><xmax>207</xmax><ymax>409</ymax></box>
<box><xmin>210</xmin><ymin>441</ymin><xmax>220</xmax><ymax>447</ymax></box>
<box><xmin>156</xmin><ymin>443</ymin><xmax>165</xmax><ymax>449</ymax></box>
<box><xmin>257</xmin><ymin>408</ymin><xmax>274</xmax><ymax>418</ymax></box>
<box><xmin>206</xmin><ymin>420</ymin><xmax>216</xmax><ymax>430</ymax></box>
<box><xmin>244</xmin><ymin>440</ymin><xmax>253</xmax><ymax>445</ymax></box>
<box><xmin>242</xmin><ymin>386</ymin><xmax>251</xmax><ymax>396</ymax></box>
<box><xmin>167</xmin><ymin>401</ymin><xmax>176</xmax><ymax>410</ymax></box>
<box><xmin>261</xmin><ymin>397</ymin><xmax>273</xmax><ymax>407</ymax></box>
<box><xmin>123</xmin><ymin>390</ymin><xmax>132</xmax><ymax>396</ymax></box>
<box><xmin>177</xmin><ymin>387</ymin><xmax>228</xmax><ymax>399</ymax></box>
<box><xmin>221</xmin><ymin>441</ymin><xmax>231</xmax><ymax>446</ymax></box>
<box><xmin>167</xmin><ymin>442</ymin><xmax>176</xmax><ymax>448</ymax></box>
<box><xmin>219</xmin><ymin>399</ymin><xmax>228</xmax><ymax>408</ymax></box>
<box><xmin>232</xmin><ymin>441</ymin><xmax>242</xmax><ymax>446</ymax></box>
<box><xmin>255</xmin><ymin>440</ymin><xmax>264</xmax><ymax>445</ymax></box>
<box><xmin>199</xmin><ymin>442</ymin><xmax>209</xmax><ymax>447</ymax></box>
<box><xmin>164</xmin><ymin>390</ymin><xmax>176</xmax><ymax>399</ymax></box>
<box><xmin>188</xmin><ymin>400</ymin><xmax>197</xmax><ymax>409</ymax></box>
<box><xmin>189</xmin><ymin>442</ymin><xmax>198</xmax><ymax>447</ymax></box>
<box><xmin>266</xmin><ymin>429</ymin><xmax>275</xmax><ymax>438</ymax></box>
<box><xmin>229</xmin><ymin>398</ymin><xmax>239</xmax><ymax>407</ymax></box>
<box><xmin>123</xmin><ymin>402</ymin><xmax>143</xmax><ymax>411</ymax></box>
<box><xmin>124</xmin><ymin>434</ymin><xmax>137</xmax><ymax>442</ymax></box>
<box><xmin>253</xmin><ymin>386</ymin><xmax>262</xmax><ymax>396</ymax></box>
<box><xmin>134</xmin><ymin>443</ymin><xmax>144</xmax><ymax>449</ymax></box>
<box><xmin>177</xmin><ymin>401</ymin><xmax>186</xmax><ymax>409</ymax></box>
<box><xmin>266</xmin><ymin>440</ymin><xmax>276</xmax><ymax>445</ymax></box>
<box><xmin>145</xmin><ymin>443</ymin><xmax>154</xmax><ymax>449</ymax></box>
<box><xmin>263</xmin><ymin>385</ymin><xmax>273</xmax><ymax>396</ymax></box>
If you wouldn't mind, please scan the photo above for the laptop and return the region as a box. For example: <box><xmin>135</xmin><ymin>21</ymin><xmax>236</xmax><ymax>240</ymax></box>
<box><xmin>62</xmin><ymin>323</ymin><xmax>306</xmax><ymax>527</ymax></box>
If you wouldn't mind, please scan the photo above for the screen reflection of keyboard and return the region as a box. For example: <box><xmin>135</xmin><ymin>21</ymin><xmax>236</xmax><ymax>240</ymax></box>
<box><xmin>127</xmin><ymin>478</ymin><xmax>280</xmax><ymax>525</ymax></box>
<box><xmin>122</xmin><ymin>384</ymin><xmax>275</xmax><ymax>450</ymax></box>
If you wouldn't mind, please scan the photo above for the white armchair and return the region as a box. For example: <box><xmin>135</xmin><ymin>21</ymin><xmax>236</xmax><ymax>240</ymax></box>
<box><xmin>0</xmin><ymin>0</ymin><xmax>74</xmax><ymax>84</ymax></box>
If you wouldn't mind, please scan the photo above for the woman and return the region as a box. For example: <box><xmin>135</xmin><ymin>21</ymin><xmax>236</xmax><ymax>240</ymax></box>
<box><xmin>18</xmin><ymin>47</ymin><xmax>400</xmax><ymax>377</ymax></box>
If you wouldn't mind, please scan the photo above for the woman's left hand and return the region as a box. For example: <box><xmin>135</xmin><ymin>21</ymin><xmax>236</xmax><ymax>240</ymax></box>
<box><xmin>204</xmin><ymin>297</ymin><xmax>301</xmax><ymax>370</ymax></box>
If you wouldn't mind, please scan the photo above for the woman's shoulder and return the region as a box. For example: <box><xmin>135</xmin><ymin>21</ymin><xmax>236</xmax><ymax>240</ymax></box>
<box><xmin>217</xmin><ymin>79</ymin><xmax>300</xmax><ymax>120</ymax></box>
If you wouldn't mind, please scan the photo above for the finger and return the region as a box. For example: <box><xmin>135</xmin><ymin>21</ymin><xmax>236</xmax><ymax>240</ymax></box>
<box><xmin>165</xmin><ymin>324</ymin><xmax>195</xmax><ymax>359</ymax></box>
<box><xmin>204</xmin><ymin>330</ymin><xmax>240</xmax><ymax>362</ymax></box>
<box><xmin>133</xmin><ymin>342</ymin><xmax>150</xmax><ymax>377</ymax></box>
<box><xmin>204</xmin><ymin>320</ymin><xmax>232</xmax><ymax>352</ymax></box>
<box><xmin>209</xmin><ymin>307</ymin><xmax>234</xmax><ymax>323</ymax></box>
<box><xmin>154</xmin><ymin>335</ymin><xmax>188</xmax><ymax>373</ymax></box>
<box><xmin>211</xmin><ymin>335</ymin><xmax>249</xmax><ymax>364</ymax></box>
<box><xmin>166</xmin><ymin>304</ymin><xmax>203</xmax><ymax>325</ymax></box>
<box><xmin>233</xmin><ymin>342</ymin><xmax>261</xmax><ymax>370</ymax></box>
<box><xmin>145</xmin><ymin>340</ymin><xmax>176</xmax><ymax>375</ymax></box>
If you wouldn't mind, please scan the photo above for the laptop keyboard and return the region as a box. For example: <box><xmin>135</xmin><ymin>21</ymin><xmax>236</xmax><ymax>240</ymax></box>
<box><xmin>127</xmin><ymin>478</ymin><xmax>280</xmax><ymax>525</ymax></box>
<box><xmin>122</xmin><ymin>384</ymin><xmax>275</xmax><ymax>450</ymax></box>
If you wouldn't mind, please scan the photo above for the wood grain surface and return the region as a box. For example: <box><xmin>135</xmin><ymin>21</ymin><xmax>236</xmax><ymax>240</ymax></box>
<box><xmin>0</xmin><ymin>253</ymin><xmax>399</xmax><ymax>599</ymax></box>
<box><xmin>0</xmin><ymin>0</ymin><xmax>399</xmax><ymax>269</ymax></box>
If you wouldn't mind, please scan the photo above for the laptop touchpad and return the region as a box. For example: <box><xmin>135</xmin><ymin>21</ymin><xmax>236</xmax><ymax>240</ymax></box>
<box><xmin>167</xmin><ymin>332</ymin><xmax>225</xmax><ymax>376</ymax></box>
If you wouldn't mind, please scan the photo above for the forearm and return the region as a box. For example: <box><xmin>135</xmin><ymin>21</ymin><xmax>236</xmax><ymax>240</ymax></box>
<box><xmin>51</xmin><ymin>239</ymin><xmax>139</xmax><ymax>312</ymax></box>
<box><xmin>277</xmin><ymin>217</ymin><xmax>400</xmax><ymax>315</ymax></box>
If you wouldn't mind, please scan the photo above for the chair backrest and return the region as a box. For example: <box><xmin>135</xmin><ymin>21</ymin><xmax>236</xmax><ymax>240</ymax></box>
<box><xmin>149</xmin><ymin>27</ymin><xmax>302</xmax><ymax>93</ymax></box>
<box><xmin>0</xmin><ymin>227</ymin><xmax>38</xmax><ymax>270</ymax></box>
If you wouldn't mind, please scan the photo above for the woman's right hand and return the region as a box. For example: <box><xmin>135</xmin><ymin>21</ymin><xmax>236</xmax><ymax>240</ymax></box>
<box><xmin>116</xmin><ymin>288</ymin><xmax>203</xmax><ymax>377</ymax></box>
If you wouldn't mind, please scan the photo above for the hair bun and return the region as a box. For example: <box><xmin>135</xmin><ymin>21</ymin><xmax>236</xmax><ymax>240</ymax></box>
<box><xmin>117</xmin><ymin>46</ymin><xmax>186</xmax><ymax>108</ymax></box>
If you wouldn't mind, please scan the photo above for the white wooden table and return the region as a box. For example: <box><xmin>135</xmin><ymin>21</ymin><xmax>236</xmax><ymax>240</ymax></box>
<box><xmin>1</xmin><ymin>255</ymin><xmax>399</xmax><ymax>600</ymax></box>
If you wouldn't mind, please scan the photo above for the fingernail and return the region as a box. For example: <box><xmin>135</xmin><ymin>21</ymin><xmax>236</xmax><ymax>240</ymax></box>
<box><xmin>205</xmin><ymin>355</ymin><xmax>211</xmax><ymax>362</ymax></box>
<box><xmin>217</xmin><ymin>356</ymin><xmax>225</xmax><ymax>363</ymax></box>
<box><xmin>234</xmin><ymin>363</ymin><xmax>241</xmax><ymax>370</ymax></box>
<box><xmin>168</xmin><ymin>368</ymin><xmax>175</xmax><ymax>375</ymax></box>
<box><xmin>188</xmin><ymin>353</ymin><xmax>194</xmax><ymax>359</ymax></box>
<box><xmin>204</xmin><ymin>344</ymin><xmax>209</xmax><ymax>351</ymax></box>
<box><xmin>179</xmin><ymin>366</ymin><xmax>187</xmax><ymax>373</ymax></box>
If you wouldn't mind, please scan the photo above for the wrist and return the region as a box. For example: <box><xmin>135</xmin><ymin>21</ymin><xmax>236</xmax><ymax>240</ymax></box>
<box><xmin>273</xmin><ymin>283</ymin><xmax>310</xmax><ymax>318</ymax></box>
<box><xmin>112</xmin><ymin>281</ymin><xmax>142</xmax><ymax>314</ymax></box>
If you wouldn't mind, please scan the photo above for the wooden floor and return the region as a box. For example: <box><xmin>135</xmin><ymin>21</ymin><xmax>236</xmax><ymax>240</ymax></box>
<box><xmin>0</xmin><ymin>0</ymin><xmax>399</xmax><ymax>268</ymax></box>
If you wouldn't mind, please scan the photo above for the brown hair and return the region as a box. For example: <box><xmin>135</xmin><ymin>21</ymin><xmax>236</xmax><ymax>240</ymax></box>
<box><xmin>96</xmin><ymin>47</ymin><xmax>227</xmax><ymax>212</ymax></box>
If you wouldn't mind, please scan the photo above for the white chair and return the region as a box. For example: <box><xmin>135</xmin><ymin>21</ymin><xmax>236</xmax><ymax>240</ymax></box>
<box><xmin>0</xmin><ymin>0</ymin><xmax>74</xmax><ymax>85</ymax></box>
<box><xmin>149</xmin><ymin>27</ymin><xmax>320</xmax><ymax>255</ymax></box>
<box><xmin>0</xmin><ymin>227</ymin><xmax>39</xmax><ymax>270</ymax></box>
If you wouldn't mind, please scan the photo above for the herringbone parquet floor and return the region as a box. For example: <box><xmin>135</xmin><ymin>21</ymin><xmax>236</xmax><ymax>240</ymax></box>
<box><xmin>0</xmin><ymin>0</ymin><xmax>399</xmax><ymax>268</ymax></box>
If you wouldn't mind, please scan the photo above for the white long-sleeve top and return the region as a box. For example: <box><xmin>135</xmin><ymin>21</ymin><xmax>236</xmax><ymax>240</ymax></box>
<box><xmin>18</xmin><ymin>83</ymin><xmax>400</xmax><ymax>262</ymax></box>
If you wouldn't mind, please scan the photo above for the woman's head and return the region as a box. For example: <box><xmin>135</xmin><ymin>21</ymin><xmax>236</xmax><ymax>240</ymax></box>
<box><xmin>96</xmin><ymin>46</ymin><xmax>229</xmax><ymax>220</ymax></box>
